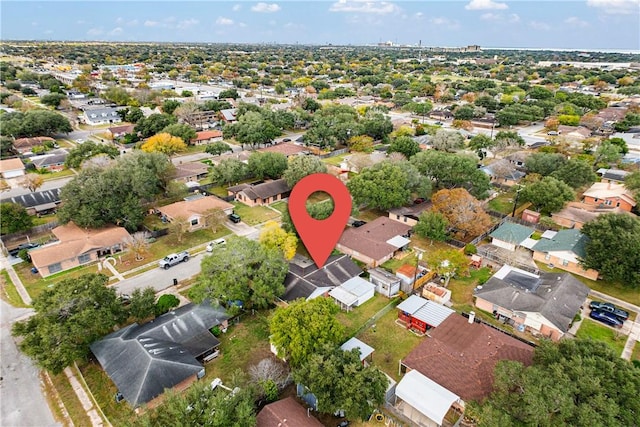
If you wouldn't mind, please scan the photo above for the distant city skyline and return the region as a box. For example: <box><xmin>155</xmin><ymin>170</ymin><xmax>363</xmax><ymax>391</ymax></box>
<box><xmin>1</xmin><ymin>0</ymin><xmax>639</xmax><ymax>51</ymax></box>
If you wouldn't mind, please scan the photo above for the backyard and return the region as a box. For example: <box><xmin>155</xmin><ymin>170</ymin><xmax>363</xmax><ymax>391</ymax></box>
<box><xmin>336</xmin><ymin>294</ymin><xmax>395</xmax><ymax>337</ymax></box>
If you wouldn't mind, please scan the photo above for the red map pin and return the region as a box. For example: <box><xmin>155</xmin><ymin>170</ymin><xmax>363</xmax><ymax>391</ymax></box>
<box><xmin>289</xmin><ymin>173</ymin><xmax>352</xmax><ymax>268</ymax></box>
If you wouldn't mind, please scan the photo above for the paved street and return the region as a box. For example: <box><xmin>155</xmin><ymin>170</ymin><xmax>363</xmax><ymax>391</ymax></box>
<box><xmin>0</xmin><ymin>301</ymin><xmax>61</xmax><ymax>427</ymax></box>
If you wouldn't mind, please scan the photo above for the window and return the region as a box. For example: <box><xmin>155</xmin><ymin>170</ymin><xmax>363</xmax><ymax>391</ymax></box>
<box><xmin>48</xmin><ymin>263</ymin><xmax>62</xmax><ymax>274</ymax></box>
<box><xmin>545</xmin><ymin>254</ymin><xmax>551</xmax><ymax>261</ymax></box>
<box><xmin>593</xmin><ymin>198</ymin><xmax>598</xmax><ymax>202</ymax></box>
<box><xmin>562</xmin><ymin>259</ymin><xmax>569</xmax><ymax>266</ymax></box>
<box><xmin>396</xmin><ymin>215</ymin><xmax>401</xmax><ymax>220</ymax></box>
<box><xmin>191</xmin><ymin>218</ymin><xmax>199</xmax><ymax>226</ymax></box>
<box><xmin>78</xmin><ymin>254</ymin><xmax>91</xmax><ymax>264</ymax></box>
<box><xmin>605</xmin><ymin>200</ymin><xmax>612</xmax><ymax>206</ymax></box>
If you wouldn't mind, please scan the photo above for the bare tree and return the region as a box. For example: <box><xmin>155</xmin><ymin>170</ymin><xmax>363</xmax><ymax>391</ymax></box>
<box><xmin>20</xmin><ymin>173</ymin><xmax>44</xmax><ymax>193</ymax></box>
<box><xmin>203</xmin><ymin>208</ymin><xmax>228</xmax><ymax>233</ymax></box>
<box><xmin>124</xmin><ymin>231</ymin><xmax>150</xmax><ymax>261</ymax></box>
<box><xmin>169</xmin><ymin>216</ymin><xmax>189</xmax><ymax>243</ymax></box>
<box><xmin>249</xmin><ymin>358</ymin><xmax>291</xmax><ymax>390</ymax></box>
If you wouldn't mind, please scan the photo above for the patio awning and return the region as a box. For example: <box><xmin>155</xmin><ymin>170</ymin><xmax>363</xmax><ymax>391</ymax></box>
<box><xmin>386</xmin><ymin>235</ymin><xmax>411</xmax><ymax>248</ymax></box>
<box><xmin>396</xmin><ymin>370</ymin><xmax>459</xmax><ymax>425</ymax></box>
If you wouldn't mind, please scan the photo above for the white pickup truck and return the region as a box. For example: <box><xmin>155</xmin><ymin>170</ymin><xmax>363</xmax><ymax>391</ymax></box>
<box><xmin>158</xmin><ymin>251</ymin><xmax>189</xmax><ymax>269</ymax></box>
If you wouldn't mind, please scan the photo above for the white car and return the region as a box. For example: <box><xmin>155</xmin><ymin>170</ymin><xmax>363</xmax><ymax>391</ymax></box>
<box><xmin>206</xmin><ymin>238</ymin><xmax>226</xmax><ymax>252</ymax></box>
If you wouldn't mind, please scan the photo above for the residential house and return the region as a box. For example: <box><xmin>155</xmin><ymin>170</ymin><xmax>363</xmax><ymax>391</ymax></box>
<box><xmin>172</xmin><ymin>162</ymin><xmax>209</xmax><ymax>183</ymax></box>
<box><xmin>282</xmin><ymin>254</ymin><xmax>363</xmax><ymax>302</ymax></box>
<box><xmin>91</xmin><ymin>302</ymin><xmax>230</xmax><ymax>408</ymax></box>
<box><xmin>429</xmin><ymin>110</ymin><xmax>454</xmax><ymax>121</ymax></box>
<box><xmin>0</xmin><ymin>158</ymin><xmax>25</xmax><ymax>179</ymax></box>
<box><xmin>256</xmin><ymin>397</ymin><xmax>323</xmax><ymax>427</ymax></box>
<box><xmin>340</xmin><ymin>337</ymin><xmax>374</xmax><ymax>365</ymax></box>
<box><xmin>596</xmin><ymin>168</ymin><xmax>630</xmax><ymax>184</ymax></box>
<box><xmin>30</xmin><ymin>149</ymin><xmax>69</xmax><ymax>172</ymax></box>
<box><xmin>388</xmin><ymin>202</ymin><xmax>432</xmax><ymax>227</ymax></box>
<box><xmin>2</xmin><ymin>188</ymin><xmax>61</xmax><ymax>216</ymax></box>
<box><xmin>191</xmin><ymin>130</ymin><xmax>223</xmax><ymax>146</ymax></box>
<box><xmin>29</xmin><ymin>222</ymin><xmax>131</xmax><ymax>277</ymax></box>
<box><xmin>108</xmin><ymin>124</ymin><xmax>135</xmax><ymax>139</ymax></box>
<box><xmin>557</xmin><ymin>125</ymin><xmax>592</xmax><ymax>140</ymax></box>
<box><xmin>532</xmin><ymin>229</ymin><xmax>599</xmax><ymax>280</ymax></box>
<box><xmin>474</xmin><ymin>265</ymin><xmax>590</xmax><ymax>340</ymax></box>
<box><xmin>337</xmin><ymin>217</ymin><xmax>412</xmax><ymax>267</ymax></box>
<box><xmin>470</xmin><ymin>116</ymin><xmax>497</xmax><ymax>129</ymax></box>
<box><xmin>368</xmin><ymin>267</ymin><xmax>402</xmax><ymax>298</ymax></box>
<box><xmin>396</xmin><ymin>295</ymin><xmax>455</xmax><ymax>334</ymax></box>
<box><xmin>481</xmin><ymin>159</ymin><xmax>525</xmax><ymax>187</ymax></box>
<box><xmin>551</xmin><ymin>201</ymin><xmax>632</xmax><ymax>230</ymax></box>
<box><xmin>83</xmin><ymin>107</ymin><xmax>122</xmax><ymax>126</ymax></box>
<box><xmin>258</xmin><ymin>143</ymin><xmax>310</xmax><ymax>158</ymax></box>
<box><xmin>396</xmin><ymin>313</ymin><xmax>534</xmax><ymax>426</ymax></box>
<box><xmin>505</xmin><ymin>151</ymin><xmax>530</xmax><ymax>169</ymax></box>
<box><xmin>12</xmin><ymin>136</ymin><xmax>55</xmax><ymax>154</ymax></box>
<box><xmin>582</xmin><ymin>181</ymin><xmax>636</xmax><ymax>212</ymax></box>
<box><xmin>219</xmin><ymin>108</ymin><xmax>237</xmax><ymax>123</ymax></box>
<box><xmin>227</xmin><ymin>179</ymin><xmax>290</xmax><ymax>207</ymax></box>
<box><xmin>328</xmin><ymin>276</ymin><xmax>376</xmax><ymax>311</ymax></box>
<box><xmin>489</xmin><ymin>222</ymin><xmax>535</xmax><ymax>252</ymax></box>
<box><xmin>157</xmin><ymin>194</ymin><xmax>234</xmax><ymax>231</ymax></box>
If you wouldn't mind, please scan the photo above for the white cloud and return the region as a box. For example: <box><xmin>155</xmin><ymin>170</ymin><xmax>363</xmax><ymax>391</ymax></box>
<box><xmin>529</xmin><ymin>20</ymin><xmax>551</xmax><ymax>31</ymax></box>
<box><xmin>564</xmin><ymin>16</ymin><xmax>589</xmax><ymax>27</ymax></box>
<box><xmin>508</xmin><ymin>13</ymin><xmax>520</xmax><ymax>23</ymax></box>
<box><xmin>251</xmin><ymin>2</ymin><xmax>281</xmax><ymax>13</ymax></box>
<box><xmin>465</xmin><ymin>0</ymin><xmax>508</xmax><ymax>10</ymax></box>
<box><xmin>109</xmin><ymin>27</ymin><xmax>124</xmax><ymax>36</ymax></box>
<box><xmin>232</xmin><ymin>4</ymin><xmax>242</xmax><ymax>11</ymax></box>
<box><xmin>414</xmin><ymin>12</ymin><xmax>424</xmax><ymax>19</ymax></box>
<box><xmin>587</xmin><ymin>0</ymin><xmax>639</xmax><ymax>14</ymax></box>
<box><xmin>144</xmin><ymin>20</ymin><xmax>159</xmax><ymax>27</ymax></box>
<box><xmin>216</xmin><ymin>17</ymin><xmax>234</xmax><ymax>25</ymax></box>
<box><xmin>480</xmin><ymin>12</ymin><xmax>501</xmax><ymax>20</ymax></box>
<box><xmin>177</xmin><ymin>19</ymin><xmax>199</xmax><ymax>29</ymax></box>
<box><xmin>116</xmin><ymin>17</ymin><xmax>124</xmax><ymax>24</ymax></box>
<box><xmin>429</xmin><ymin>17</ymin><xmax>460</xmax><ymax>29</ymax></box>
<box><xmin>329</xmin><ymin>0</ymin><xmax>400</xmax><ymax>14</ymax></box>
<box><xmin>239</xmin><ymin>22</ymin><xmax>248</xmax><ymax>27</ymax></box>
<box><xmin>87</xmin><ymin>27</ymin><xmax>104</xmax><ymax>36</ymax></box>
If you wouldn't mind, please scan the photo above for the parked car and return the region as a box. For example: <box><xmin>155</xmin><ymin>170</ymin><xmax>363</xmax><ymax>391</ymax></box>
<box><xmin>282</xmin><ymin>138</ymin><xmax>291</xmax><ymax>142</ymax></box>
<box><xmin>352</xmin><ymin>220</ymin><xmax>366</xmax><ymax>228</ymax></box>
<box><xmin>8</xmin><ymin>242</ymin><xmax>40</xmax><ymax>257</ymax></box>
<box><xmin>158</xmin><ymin>251</ymin><xmax>189</xmax><ymax>269</ymax></box>
<box><xmin>434</xmin><ymin>121</ymin><xmax>443</xmax><ymax>125</ymax></box>
<box><xmin>589</xmin><ymin>301</ymin><xmax>629</xmax><ymax>321</ymax></box>
<box><xmin>413</xmin><ymin>198</ymin><xmax>426</xmax><ymax>205</ymax></box>
<box><xmin>589</xmin><ymin>310</ymin><xmax>624</xmax><ymax>328</ymax></box>
<box><xmin>228</xmin><ymin>213</ymin><xmax>241</xmax><ymax>223</ymax></box>
<box><xmin>206</xmin><ymin>238</ymin><xmax>226</xmax><ymax>252</ymax></box>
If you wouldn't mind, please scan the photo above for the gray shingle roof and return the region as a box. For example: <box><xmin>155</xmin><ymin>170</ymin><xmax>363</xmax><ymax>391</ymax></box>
<box><xmin>90</xmin><ymin>302</ymin><xmax>229</xmax><ymax>407</ymax></box>
<box><xmin>532</xmin><ymin>229</ymin><xmax>589</xmax><ymax>258</ymax></box>
<box><xmin>474</xmin><ymin>266</ymin><xmax>589</xmax><ymax>332</ymax></box>
<box><xmin>283</xmin><ymin>254</ymin><xmax>362</xmax><ymax>301</ymax></box>
<box><xmin>2</xmin><ymin>188</ymin><xmax>61</xmax><ymax>209</ymax></box>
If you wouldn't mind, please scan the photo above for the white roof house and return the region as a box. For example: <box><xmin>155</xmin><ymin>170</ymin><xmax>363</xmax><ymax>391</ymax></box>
<box><xmin>395</xmin><ymin>369</ymin><xmax>461</xmax><ymax>426</ymax></box>
<box><xmin>340</xmin><ymin>337</ymin><xmax>374</xmax><ymax>362</ymax></box>
<box><xmin>329</xmin><ymin>276</ymin><xmax>375</xmax><ymax>310</ymax></box>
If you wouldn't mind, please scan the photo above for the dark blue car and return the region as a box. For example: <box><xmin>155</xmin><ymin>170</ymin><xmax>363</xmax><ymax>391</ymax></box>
<box><xmin>590</xmin><ymin>310</ymin><xmax>623</xmax><ymax>328</ymax></box>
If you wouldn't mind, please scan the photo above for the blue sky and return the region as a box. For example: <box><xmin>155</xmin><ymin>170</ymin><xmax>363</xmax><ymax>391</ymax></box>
<box><xmin>1</xmin><ymin>1</ymin><xmax>638</xmax><ymax>50</ymax></box>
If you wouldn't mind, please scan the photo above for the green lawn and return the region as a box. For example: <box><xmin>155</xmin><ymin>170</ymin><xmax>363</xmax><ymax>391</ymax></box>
<box><xmin>39</xmin><ymin>169</ymin><xmax>76</xmax><ymax>181</ymax></box>
<box><xmin>576</xmin><ymin>319</ymin><xmax>627</xmax><ymax>357</ymax></box>
<box><xmin>632</xmin><ymin>341</ymin><xmax>640</xmax><ymax>362</ymax></box>
<box><xmin>448</xmin><ymin>267</ymin><xmax>493</xmax><ymax>306</ymax></box>
<box><xmin>79</xmin><ymin>362</ymin><xmax>136</xmax><ymax>426</ymax></box>
<box><xmin>336</xmin><ymin>294</ymin><xmax>394</xmax><ymax>337</ymax></box>
<box><xmin>487</xmin><ymin>190</ymin><xmax>516</xmax><ymax>214</ymax></box>
<box><xmin>270</xmin><ymin>201</ymin><xmax>289</xmax><ymax>215</ymax></box>
<box><xmin>355</xmin><ymin>209</ymin><xmax>385</xmax><ymax>222</ymax></box>
<box><xmin>15</xmin><ymin>261</ymin><xmax>106</xmax><ymax>300</ymax></box>
<box><xmin>231</xmin><ymin>202</ymin><xmax>281</xmax><ymax>226</ymax></box>
<box><xmin>0</xmin><ymin>269</ymin><xmax>29</xmax><ymax>308</ymax></box>
<box><xmin>322</xmin><ymin>153</ymin><xmax>349</xmax><ymax>166</ymax></box>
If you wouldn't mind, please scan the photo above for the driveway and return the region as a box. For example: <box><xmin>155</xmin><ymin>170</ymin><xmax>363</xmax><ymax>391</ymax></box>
<box><xmin>0</xmin><ymin>301</ymin><xmax>61</xmax><ymax>427</ymax></box>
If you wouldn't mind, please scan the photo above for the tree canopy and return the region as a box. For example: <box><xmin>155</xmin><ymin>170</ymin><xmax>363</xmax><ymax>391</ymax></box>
<box><xmin>0</xmin><ymin>202</ymin><xmax>33</xmax><ymax>235</ymax></box>
<box><xmin>550</xmin><ymin>159</ymin><xmax>597</xmax><ymax>189</ymax></box>
<box><xmin>580</xmin><ymin>213</ymin><xmax>640</xmax><ymax>286</ymax></box>
<box><xmin>525</xmin><ymin>152</ymin><xmax>567</xmax><ymax>176</ymax></box>
<box><xmin>134</xmin><ymin>113</ymin><xmax>177</xmax><ymax>139</ymax></box>
<box><xmin>247</xmin><ymin>151</ymin><xmax>288</xmax><ymax>180</ymax></box>
<box><xmin>469</xmin><ymin>339</ymin><xmax>640</xmax><ymax>427</ymax></box>
<box><xmin>414</xmin><ymin>211</ymin><xmax>448</xmax><ymax>242</ymax></box>
<box><xmin>140</xmin><ymin>132</ymin><xmax>188</xmax><ymax>155</ymax></box>
<box><xmin>191</xmin><ymin>238</ymin><xmax>287</xmax><ymax>309</ymax></box>
<box><xmin>431</xmin><ymin>129</ymin><xmax>465</xmax><ymax>152</ymax></box>
<box><xmin>259</xmin><ymin>221</ymin><xmax>298</xmax><ymax>260</ymax></box>
<box><xmin>65</xmin><ymin>140</ymin><xmax>120</xmax><ymax>169</ymax></box>
<box><xmin>294</xmin><ymin>344</ymin><xmax>388</xmax><ymax>421</ymax></box>
<box><xmin>161</xmin><ymin>123</ymin><xmax>197</xmax><ymax>144</ymax></box>
<box><xmin>12</xmin><ymin>273</ymin><xmax>124</xmax><ymax>373</ymax></box>
<box><xmin>224</xmin><ymin>111</ymin><xmax>280</xmax><ymax>149</ymax></box>
<box><xmin>388</xmin><ymin>135</ymin><xmax>421</xmax><ymax>158</ymax></box>
<box><xmin>431</xmin><ymin>188</ymin><xmax>492</xmax><ymax>239</ymax></box>
<box><xmin>520</xmin><ymin>177</ymin><xmax>574</xmax><ymax>214</ymax></box>
<box><xmin>210</xmin><ymin>158</ymin><xmax>249</xmax><ymax>186</ymax></box>
<box><xmin>282</xmin><ymin>155</ymin><xmax>327</xmax><ymax>187</ymax></box>
<box><xmin>269</xmin><ymin>298</ymin><xmax>345</xmax><ymax>368</ymax></box>
<box><xmin>0</xmin><ymin>110</ymin><xmax>72</xmax><ymax>138</ymax></box>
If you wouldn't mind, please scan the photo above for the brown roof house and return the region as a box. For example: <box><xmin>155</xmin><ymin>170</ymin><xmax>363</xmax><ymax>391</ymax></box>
<box><xmin>336</xmin><ymin>217</ymin><xmax>412</xmax><ymax>267</ymax></box>
<box><xmin>29</xmin><ymin>222</ymin><xmax>131</xmax><ymax>277</ymax></box>
<box><xmin>258</xmin><ymin>143</ymin><xmax>310</xmax><ymax>158</ymax></box>
<box><xmin>552</xmin><ymin>201</ymin><xmax>632</xmax><ymax>230</ymax></box>
<box><xmin>191</xmin><ymin>130</ymin><xmax>223</xmax><ymax>145</ymax></box>
<box><xmin>395</xmin><ymin>313</ymin><xmax>534</xmax><ymax>426</ymax></box>
<box><xmin>0</xmin><ymin>158</ymin><xmax>26</xmax><ymax>179</ymax></box>
<box><xmin>227</xmin><ymin>179</ymin><xmax>290</xmax><ymax>207</ymax></box>
<box><xmin>257</xmin><ymin>397</ymin><xmax>323</xmax><ymax>427</ymax></box>
<box><xmin>582</xmin><ymin>182</ymin><xmax>636</xmax><ymax>212</ymax></box>
<box><xmin>474</xmin><ymin>265</ymin><xmax>590</xmax><ymax>341</ymax></box>
<box><xmin>388</xmin><ymin>202</ymin><xmax>432</xmax><ymax>227</ymax></box>
<box><xmin>12</xmin><ymin>136</ymin><xmax>55</xmax><ymax>154</ymax></box>
<box><xmin>108</xmin><ymin>124</ymin><xmax>135</xmax><ymax>139</ymax></box>
<box><xmin>157</xmin><ymin>194</ymin><xmax>234</xmax><ymax>232</ymax></box>
<box><xmin>172</xmin><ymin>162</ymin><xmax>209</xmax><ymax>183</ymax></box>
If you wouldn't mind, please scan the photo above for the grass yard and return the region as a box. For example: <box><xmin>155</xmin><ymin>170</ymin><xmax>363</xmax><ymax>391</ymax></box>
<box><xmin>448</xmin><ymin>267</ymin><xmax>493</xmax><ymax>306</ymax></box>
<box><xmin>356</xmin><ymin>307</ymin><xmax>422</xmax><ymax>381</ymax></box>
<box><xmin>231</xmin><ymin>202</ymin><xmax>281</xmax><ymax>226</ymax></box>
<box><xmin>336</xmin><ymin>294</ymin><xmax>394</xmax><ymax>337</ymax></box>
<box><xmin>632</xmin><ymin>341</ymin><xmax>640</xmax><ymax>362</ymax></box>
<box><xmin>14</xmin><ymin>261</ymin><xmax>106</xmax><ymax>300</ymax></box>
<box><xmin>321</xmin><ymin>153</ymin><xmax>349</xmax><ymax>166</ymax></box>
<box><xmin>487</xmin><ymin>189</ymin><xmax>517</xmax><ymax>214</ymax></box>
<box><xmin>39</xmin><ymin>169</ymin><xmax>76</xmax><ymax>181</ymax></box>
<box><xmin>47</xmin><ymin>371</ymin><xmax>91</xmax><ymax>427</ymax></box>
<box><xmin>270</xmin><ymin>200</ymin><xmax>289</xmax><ymax>215</ymax></box>
<box><xmin>79</xmin><ymin>362</ymin><xmax>136</xmax><ymax>426</ymax></box>
<box><xmin>355</xmin><ymin>208</ymin><xmax>385</xmax><ymax>222</ymax></box>
<box><xmin>0</xmin><ymin>269</ymin><xmax>29</xmax><ymax>308</ymax></box>
<box><xmin>576</xmin><ymin>319</ymin><xmax>627</xmax><ymax>357</ymax></box>
<box><xmin>202</xmin><ymin>311</ymin><xmax>274</xmax><ymax>385</ymax></box>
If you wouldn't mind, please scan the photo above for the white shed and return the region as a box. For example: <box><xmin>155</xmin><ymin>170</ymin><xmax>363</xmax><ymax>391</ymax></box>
<box><xmin>329</xmin><ymin>276</ymin><xmax>375</xmax><ymax>310</ymax></box>
<box><xmin>368</xmin><ymin>267</ymin><xmax>401</xmax><ymax>298</ymax></box>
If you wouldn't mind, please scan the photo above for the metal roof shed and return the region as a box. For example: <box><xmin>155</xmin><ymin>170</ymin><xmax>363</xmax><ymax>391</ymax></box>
<box><xmin>395</xmin><ymin>369</ymin><xmax>460</xmax><ymax>426</ymax></box>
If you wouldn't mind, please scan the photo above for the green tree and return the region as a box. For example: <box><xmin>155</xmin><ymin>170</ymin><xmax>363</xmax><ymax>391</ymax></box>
<box><xmin>229</xmin><ymin>111</ymin><xmax>280</xmax><ymax>150</ymax></box>
<box><xmin>550</xmin><ymin>159</ymin><xmax>597</xmax><ymax>189</ymax></box>
<box><xmin>624</xmin><ymin>170</ymin><xmax>640</xmax><ymax>200</ymax></box>
<box><xmin>134</xmin><ymin>113</ymin><xmax>177</xmax><ymax>139</ymax></box>
<box><xmin>469</xmin><ymin>134</ymin><xmax>494</xmax><ymax>159</ymax></box>
<box><xmin>454</xmin><ymin>104</ymin><xmax>475</xmax><ymax>120</ymax></box>
<box><xmin>247</xmin><ymin>151</ymin><xmax>288</xmax><ymax>180</ymax></box>
<box><xmin>64</xmin><ymin>141</ymin><xmax>120</xmax><ymax>168</ymax></box>
<box><xmin>282</xmin><ymin>155</ymin><xmax>327</xmax><ymax>187</ymax></box>
<box><xmin>348</xmin><ymin>135</ymin><xmax>374</xmax><ymax>153</ymax></box>
<box><xmin>411</xmin><ymin>150</ymin><xmax>491</xmax><ymax>199</ymax></box>
<box><xmin>127</xmin><ymin>287</ymin><xmax>156</xmax><ymax>321</ymax></box>
<box><xmin>103</xmin><ymin>86</ymin><xmax>131</xmax><ymax>105</ymax></box>
<box><xmin>302</xmin><ymin>97</ymin><xmax>321</xmax><ymax>112</ymax></box>
<box><xmin>525</xmin><ymin>152</ymin><xmax>567</xmax><ymax>176</ymax></box>
<box><xmin>0</xmin><ymin>202</ymin><xmax>33</xmax><ymax>235</ymax></box>
<box><xmin>360</xmin><ymin>111</ymin><xmax>393</xmax><ymax>141</ymax></box>
<box><xmin>388</xmin><ymin>135</ymin><xmax>421</xmax><ymax>158</ymax></box>
<box><xmin>161</xmin><ymin>99</ymin><xmax>181</xmax><ymax>115</ymax></box>
<box><xmin>155</xmin><ymin>294</ymin><xmax>180</xmax><ymax>316</ymax></box>
<box><xmin>581</xmin><ymin>214</ymin><xmax>640</xmax><ymax>285</ymax></box>
<box><xmin>521</xmin><ymin>177</ymin><xmax>574</xmax><ymax>214</ymax></box>
<box><xmin>426</xmin><ymin>248</ymin><xmax>470</xmax><ymax>287</ymax></box>
<box><xmin>431</xmin><ymin>129</ymin><xmax>465</xmax><ymax>152</ymax></box>
<box><xmin>347</xmin><ymin>161</ymin><xmax>430</xmax><ymax>210</ymax></box>
<box><xmin>608</xmin><ymin>137</ymin><xmax>629</xmax><ymax>155</ymax></box>
<box><xmin>204</xmin><ymin>141</ymin><xmax>233</xmax><ymax>156</ymax></box>
<box><xmin>0</xmin><ymin>110</ymin><xmax>72</xmax><ymax>138</ymax></box>
<box><xmin>469</xmin><ymin>339</ymin><xmax>640</xmax><ymax>427</ymax></box>
<box><xmin>210</xmin><ymin>158</ymin><xmax>249</xmax><ymax>186</ymax></box>
<box><xmin>294</xmin><ymin>344</ymin><xmax>387</xmax><ymax>421</ymax></box>
<box><xmin>40</xmin><ymin>93</ymin><xmax>66</xmax><ymax>108</ymax></box>
<box><xmin>219</xmin><ymin>88</ymin><xmax>239</xmax><ymax>99</ymax></box>
<box><xmin>593</xmin><ymin>140</ymin><xmax>622</xmax><ymax>166</ymax></box>
<box><xmin>11</xmin><ymin>274</ymin><xmax>124</xmax><ymax>373</ymax></box>
<box><xmin>161</xmin><ymin>123</ymin><xmax>197</xmax><ymax>145</ymax></box>
<box><xmin>492</xmin><ymin>131</ymin><xmax>525</xmax><ymax>154</ymax></box>
<box><xmin>269</xmin><ymin>298</ymin><xmax>345</xmax><ymax>367</ymax></box>
<box><xmin>190</xmin><ymin>238</ymin><xmax>287</xmax><ymax>309</ymax></box>
<box><xmin>409</xmin><ymin>101</ymin><xmax>433</xmax><ymax>122</ymax></box>
<box><xmin>414</xmin><ymin>211</ymin><xmax>448</xmax><ymax>242</ymax></box>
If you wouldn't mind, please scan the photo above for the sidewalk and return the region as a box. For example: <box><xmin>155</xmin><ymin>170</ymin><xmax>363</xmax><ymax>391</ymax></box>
<box><xmin>0</xmin><ymin>253</ymin><xmax>32</xmax><ymax>305</ymax></box>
